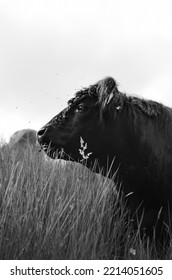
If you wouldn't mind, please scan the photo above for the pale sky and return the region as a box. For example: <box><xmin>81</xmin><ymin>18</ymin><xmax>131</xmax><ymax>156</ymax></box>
<box><xmin>0</xmin><ymin>0</ymin><xmax>172</xmax><ymax>141</ymax></box>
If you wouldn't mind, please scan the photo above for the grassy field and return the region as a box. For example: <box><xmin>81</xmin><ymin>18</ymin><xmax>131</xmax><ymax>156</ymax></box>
<box><xmin>0</xmin><ymin>141</ymin><xmax>171</xmax><ymax>260</ymax></box>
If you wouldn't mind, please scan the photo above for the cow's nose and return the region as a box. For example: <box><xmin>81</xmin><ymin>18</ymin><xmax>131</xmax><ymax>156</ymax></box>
<box><xmin>37</xmin><ymin>128</ymin><xmax>46</xmax><ymax>137</ymax></box>
<box><xmin>37</xmin><ymin>128</ymin><xmax>47</xmax><ymax>143</ymax></box>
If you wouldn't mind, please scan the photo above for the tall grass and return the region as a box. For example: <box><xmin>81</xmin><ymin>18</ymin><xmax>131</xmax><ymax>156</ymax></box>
<box><xmin>0</xmin><ymin>141</ymin><xmax>171</xmax><ymax>259</ymax></box>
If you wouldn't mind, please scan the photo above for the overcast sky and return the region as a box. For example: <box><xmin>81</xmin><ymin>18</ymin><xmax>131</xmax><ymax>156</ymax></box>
<box><xmin>1</xmin><ymin>0</ymin><xmax>172</xmax><ymax>141</ymax></box>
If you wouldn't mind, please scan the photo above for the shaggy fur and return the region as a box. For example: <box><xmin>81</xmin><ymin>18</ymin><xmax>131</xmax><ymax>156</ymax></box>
<box><xmin>68</xmin><ymin>77</ymin><xmax>166</xmax><ymax>119</ymax></box>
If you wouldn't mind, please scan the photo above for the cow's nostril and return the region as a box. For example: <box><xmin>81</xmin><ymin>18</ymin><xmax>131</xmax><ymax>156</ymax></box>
<box><xmin>37</xmin><ymin>128</ymin><xmax>46</xmax><ymax>137</ymax></box>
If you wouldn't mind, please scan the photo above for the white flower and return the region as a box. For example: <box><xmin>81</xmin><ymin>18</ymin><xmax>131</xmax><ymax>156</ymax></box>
<box><xmin>79</xmin><ymin>137</ymin><xmax>92</xmax><ymax>161</ymax></box>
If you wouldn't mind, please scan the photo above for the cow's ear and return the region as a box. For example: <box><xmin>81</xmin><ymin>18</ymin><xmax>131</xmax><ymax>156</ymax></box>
<box><xmin>97</xmin><ymin>77</ymin><xmax>119</xmax><ymax>106</ymax></box>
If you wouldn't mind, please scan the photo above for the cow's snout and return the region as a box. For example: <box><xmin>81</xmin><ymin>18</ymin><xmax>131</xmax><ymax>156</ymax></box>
<box><xmin>37</xmin><ymin>128</ymin><xmax>46</xmax><ymax>137</ymax></box>
<box><xmin>37</xmin><ymin>127</ymin><xmax>47</xmax><ymax>143</ymax></box>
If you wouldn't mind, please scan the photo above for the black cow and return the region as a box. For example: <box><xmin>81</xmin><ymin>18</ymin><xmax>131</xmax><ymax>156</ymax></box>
<box><xmin>37</xmin><ymin>77</ymin><xmax>172</xmax><ymax>246</ymax></box>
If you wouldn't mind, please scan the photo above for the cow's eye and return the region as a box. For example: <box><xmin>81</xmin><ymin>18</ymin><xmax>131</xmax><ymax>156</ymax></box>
<box><xmin>75</xmin><ymin>104</ymin><xmax>88</xmax><ymax>113</ymax></box>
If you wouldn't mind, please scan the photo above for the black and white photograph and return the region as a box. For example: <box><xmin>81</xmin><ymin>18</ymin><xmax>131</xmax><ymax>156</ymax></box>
<box><xmin>1</xmin><ymin>0</ymin><xmax>172</xmax><ymax>269</ymax></box>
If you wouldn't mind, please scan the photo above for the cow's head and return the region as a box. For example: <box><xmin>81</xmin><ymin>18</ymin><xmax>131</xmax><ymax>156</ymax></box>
<box><xmin>37</xmin><ymin>77</ymin><xmax>123</xmax><ymax>169</ymax></box>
